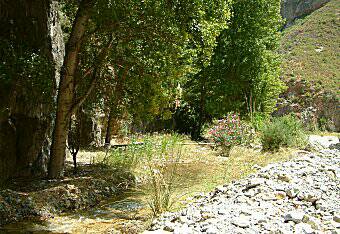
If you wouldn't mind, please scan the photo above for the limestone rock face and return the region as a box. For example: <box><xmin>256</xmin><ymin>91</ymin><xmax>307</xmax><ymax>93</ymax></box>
<box><xmin>281</xmin><ymin>0</ymin><xmax>330</xmax><ymax>25</ymax></box>
<box><xmin>0</xmin><ymin>0</ymin><xmax>64</xmax><ymax>182</ymax></box>
<box><xmin>274</xmin><ymin>80</ymin><xmax>340</xmax><ymax>132</ymax></box>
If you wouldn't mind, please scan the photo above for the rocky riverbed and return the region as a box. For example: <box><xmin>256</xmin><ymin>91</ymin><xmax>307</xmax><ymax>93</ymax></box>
<box><xmin>0</xmin><ymin>163</ymin><xmax>134</xmax><ymax>226</ymax></box>
<box><xmin>148</xmin><ymin>135</ymin><xmax>340</xmax><ymax>234</ymax></box>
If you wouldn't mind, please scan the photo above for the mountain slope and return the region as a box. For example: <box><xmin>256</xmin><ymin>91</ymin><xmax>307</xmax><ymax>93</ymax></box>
<box><xmin>280</xmin><ymin>0</ymin><xmax>339</xmax><ymax>94</ymax></box>
<box><xmin>278</xmin><ymin>0</ymin><xmax>339</xmax><ymax>131</ymax></box>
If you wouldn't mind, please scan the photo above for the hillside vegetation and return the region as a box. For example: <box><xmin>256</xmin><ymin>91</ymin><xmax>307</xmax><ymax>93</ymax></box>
<box><xmin>280</xmin><ymin>0</ymin><xmax>339</xmax><ymax>95</ymax></box>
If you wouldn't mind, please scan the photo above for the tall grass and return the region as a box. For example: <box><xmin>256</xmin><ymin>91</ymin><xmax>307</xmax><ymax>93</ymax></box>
<box><xmin>103</xmin><ymin>133</ymin><xmax>184</xmax><ymax>216</ymax></box>
<box><xmin>145</xmin><ymin>134</ymin><xmax>183</xmax><ymax>216</ymax></box>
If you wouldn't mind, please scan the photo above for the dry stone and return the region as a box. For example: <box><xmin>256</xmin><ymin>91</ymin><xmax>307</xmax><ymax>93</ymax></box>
<box><xmin>150</xmin><ymin>136</ymin><xmax>340</xmax><ymax>233</ymax></box>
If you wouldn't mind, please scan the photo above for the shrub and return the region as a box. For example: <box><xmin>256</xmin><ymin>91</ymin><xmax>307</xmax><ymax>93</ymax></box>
<box><xmin>250</xmin><ymin>112</ymin><xmax>270</xmax><ymax>131</ymax></box>
<box><xmin>260</xmin><ymin>115</ymin><xmax>307</xmax><ymax>151</ymax></box>
<box><xmin>104</xmin><ymin>137</ymin><xmax>141</xmax><ymax>172</ymax></box>
<box><xmin>209</xmin><ymin>113</ymin><xmax>253</xmax><ymax>155</ymax></box>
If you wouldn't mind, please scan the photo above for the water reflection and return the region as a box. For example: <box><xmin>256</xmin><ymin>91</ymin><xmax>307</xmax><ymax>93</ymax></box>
<box><xmin>0</xmin><ymin>190</ymin><xmax>146</xmax><ymax>234</ymax></box>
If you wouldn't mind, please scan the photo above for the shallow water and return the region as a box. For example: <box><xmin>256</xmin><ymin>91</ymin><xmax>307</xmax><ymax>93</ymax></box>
<box><xmin>0</xmin><ymin>191</ymin><xmax>147</xmax><ymax>234</ymax></box>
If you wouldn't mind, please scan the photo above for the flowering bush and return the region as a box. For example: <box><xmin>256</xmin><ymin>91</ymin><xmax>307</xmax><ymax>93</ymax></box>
<box><xmin>209</xmin><ymin>113</ymin><xmax>251</xmax><ymax>152</ymax></box>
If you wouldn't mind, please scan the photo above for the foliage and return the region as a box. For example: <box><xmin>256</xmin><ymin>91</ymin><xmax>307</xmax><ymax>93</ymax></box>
<box><xmin>0</xmin><ymin>39</ymin><xmax>54</xmax><ymax>100</ymax></box>
<box><xmin>145</xmin><ymin>134</ymin><xmax>183</xmax><ymax>216</ymax></box>
<box><xmin>176</xmin><ymin>0</ymin><xmax>286</xmax><ymax>139</ymax></box>
<box><xmin>71</xmin><ymin>0</ymin><xmax>231</xmax><ymax>135</ymax></box>
<box><xmin>103</xmin><ymin>133</ymin><xmax>184</xmax><ymax>215</ymax></box>
<box><xmin>249</xmin><ymin>112</ymin><xmax>270</xmax><ymax>131</ymax></box>
<box><xmin>208</xmin><ymin>113</ymin><xmax>253</xmax><ymax>151</ymax></box>
<box><xmin>104</xmin><ymin>139</ymin><xmax>141</xmax><ymax>173</ymax></box>
<box><xmin>206</xmin><ymin>0</ymin><xmax>285</xmax><ymax>116</ymax></box>
<box><xmin>173</xmin><ymin>101</ymin><xmax>201</xmax><ymax>137</ymax></box>
<box><xmin>260</xmin><ymin>115</ymin><xmax>307</xmax><ymax>151</ymax></box>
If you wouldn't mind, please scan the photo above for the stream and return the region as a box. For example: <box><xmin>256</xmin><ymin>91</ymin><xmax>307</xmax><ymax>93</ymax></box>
<box><xmin>0</xmin><ymin>190</ymin><xmax>148</xmax><ymax>233</ymax></box>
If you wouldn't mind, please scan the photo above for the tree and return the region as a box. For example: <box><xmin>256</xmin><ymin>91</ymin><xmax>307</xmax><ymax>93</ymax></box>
<box><xmin>49</xmin><ymin>0</ymin><xmax>230</xmax><ymax>178</ymax></box>
<box><xmin>48</xmin><ymin>0</ymin><xmax>96</xmax><ymax>178</ymax></box>
<box><xmin>207</xmin><ymin>0</ymin><xmax>285</xmax><ymax>118</ymax></box>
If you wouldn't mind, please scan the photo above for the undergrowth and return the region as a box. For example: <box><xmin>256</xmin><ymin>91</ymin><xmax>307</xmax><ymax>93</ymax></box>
<box><xmin>260</xmin><ymin>115</ymin><xmax>307</xmax><ymax>151</ymax></box>
<box><xmin>103</xmin><ymin>133</ymin><xmax>184</xmax><ymax>216</ymax></box>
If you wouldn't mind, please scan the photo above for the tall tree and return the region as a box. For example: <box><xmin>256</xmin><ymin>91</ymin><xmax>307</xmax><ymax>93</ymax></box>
<box><xmin>207</xmin><ymin>0</ymin><xmax>285</xmax><ymax>117</ymax></box>
<box><xmin>49</xmin><ymin>0</ymin><xmax>229</xmax><ymax>178</ymax></box>
<box><xmin>48</xmin><ymin>0</ymin><xmax>96</xmax><ymax>178</ymax></box>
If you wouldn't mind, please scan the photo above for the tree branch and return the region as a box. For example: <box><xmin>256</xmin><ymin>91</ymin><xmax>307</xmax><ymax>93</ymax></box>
<box><xmin>68</xmin><ymin>34</ymin><xmax>114</xmax><ymax>116</ymax></box>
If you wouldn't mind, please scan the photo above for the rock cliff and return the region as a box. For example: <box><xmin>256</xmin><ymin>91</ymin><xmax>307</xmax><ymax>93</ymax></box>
<box><xmin>278</xmin><ymin>0</ymin><xmax>339</xmax><ymax>131</ymax></box>
<box><xmin>281</xmin><ymin>0</ymin><xmax>330</xmax><ymax>25</ymax></box>
<box><xmin>0</xmin><ymin>0</ymin><xmax>64</xmax><ymax>182</ymax></box>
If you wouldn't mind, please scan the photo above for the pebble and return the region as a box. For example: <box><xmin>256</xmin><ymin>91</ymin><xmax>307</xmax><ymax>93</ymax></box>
<box><xmin>232</xmin><ymin>215</ymin><xmax>251</xmax><ymax>228</ymax></box>
<box><xmin>286</xmin><ymin>187</ymin><xmax>300</xmax><ymax>198</ymax></box>
<box><xmin>295</xmin><ymin>223</ymin><xmax>315</xmax><ymax>234</ymax></box>
<box><xmin>284</xmin><ymin>211</ymin><xmax>306</xmax><ymax>223</ymax></box>
<box><xmin>150</xmin><ymin>136</ymin><xmax>340</xmax><ymax>233</ymax></box>
<box><xmin>333</xmin><ymin>213</ymin><xmax>340</xmax><ymax>223</ymax></box>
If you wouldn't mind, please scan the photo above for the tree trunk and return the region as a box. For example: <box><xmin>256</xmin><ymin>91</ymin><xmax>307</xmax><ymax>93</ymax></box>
<box><xmin>105</xmin><ymin>110</ymin><xmax>114</xmax><ymax>145</ymax></box>
<box><xmin>48</xmin><ymin>1</ymin><xmax>92</xmax><ymax>178</ymax></box>
<box><xmin>104</xmin><ymin>65</ymin><xmax>129</xmax><ymax>144</ymax></box>
<box><xmin>192</xmin><ymin>72</ymin><xmax>206</xmax><ymax>140</ymax></box>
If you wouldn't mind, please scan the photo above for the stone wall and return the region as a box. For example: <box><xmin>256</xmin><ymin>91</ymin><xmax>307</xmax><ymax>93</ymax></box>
<box><xmin>0</xmin><ymin>0</ymin><xmax>64</xmax><ymax>182</ymax></box>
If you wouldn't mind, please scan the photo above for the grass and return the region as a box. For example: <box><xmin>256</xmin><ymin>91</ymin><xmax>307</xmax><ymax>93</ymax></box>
<box><xmin>57</xmin><ymin>133</ymin><xmax>300</xmax><ymax>233</ymax></box>
<box><xmin>96</xmin><ymin>134</ymin><xmax>298</xmax><ymax>211</ymax></box>
<box><xmin>280</xmin><ymin>0</ymin><xmax>340</xmax><ymax>96</ymax></box>
<box><xmin>166</xmin><ymin>145</ymin><xmax>297</xmax><ymax>210</ymax></box>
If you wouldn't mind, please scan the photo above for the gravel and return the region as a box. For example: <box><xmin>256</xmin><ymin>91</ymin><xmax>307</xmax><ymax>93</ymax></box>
<box><xmin>148</xmin><ymin>136</ymin><xmax>340</xmax><ymax>233</ymax></box>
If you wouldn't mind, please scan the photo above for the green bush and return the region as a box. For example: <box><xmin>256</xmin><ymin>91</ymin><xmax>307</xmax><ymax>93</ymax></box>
<box><xmin>260</xmin><ymin>115</ymin><xmax>307</xmax><ymax>151</ymax></box>
<box><xmin>250</xmin><ymin>112</ymin><xmax>269</xmax><ymax>131</ymax></box>
<box><xmin>208</xmin><ymin>113</ymin><xmax>254</xmax><ymax>156</ymax></box>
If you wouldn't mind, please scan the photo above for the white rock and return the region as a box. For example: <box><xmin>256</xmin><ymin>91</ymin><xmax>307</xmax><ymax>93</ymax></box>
<box><xmin>295</xmin><ymin>223</ymin><xmax>315</xmax><ymax>234</ymax></box>
<box><xmin>278</xmin><ymin>174</ymin><xmax>292</xmax><ymax>182</ymax></box>
<box><xmin>306</xmin><ymin>216</ymin><xmax>321</xmax><ymax>230</ymax></box>
<box><xmin>286</xmin><ymin>188</ymin><xmax>300</xmax><ymax>198</ymax></box>
<box><xmin>179</xmin><ymin>215</ymin><xmax>190</xmax><ymax>224</ymax></box>
<box><xmin>253</xmin><ymin>213</ymin><xmax>267</xmax><ymax>224</ymax></box>
<box><xmin>309</xmin><ymin>135</ymin><xmax>339</xmax><ymax>150</ymax></box>
<box><xmin>247</xmin><ymin>178</ymin><xmax>265</xmax><ymax>188</ymax></box>
<box><xmin>147</xmin><ymin>137</ymin><xmax>340</xmax><ymax>234</ymax></box>
<box><xmin>284</xmin><ymin>211</ymin><xmax>305</xmax><ymax>223</ymax></box>
<box><xmin>303</xmin><ymin>193</ymin><xmax>321</xmax><ymax>203</ymax></box>
<box><xmin>173</xmin><ymin>223</ymin><xmax>191</xmax><ymax>234</ymax></box>
<box><xmin>205</xmin><ymin>226</ymin><xmax>219</xmax><ymax>234</ymax></box>
<box><xmin>232</xmin><ymin>215</ymin><xmax>251</xmax><ymax>228</ymax></box>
